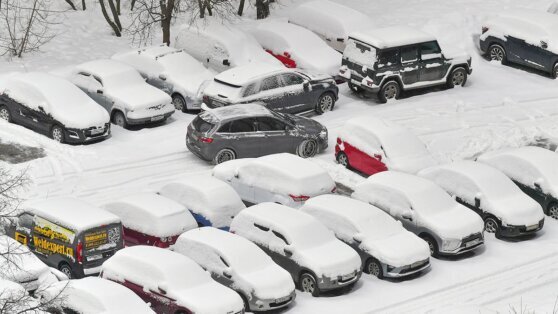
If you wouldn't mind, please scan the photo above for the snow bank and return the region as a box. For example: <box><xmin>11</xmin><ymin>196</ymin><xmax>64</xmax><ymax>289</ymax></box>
<box><xmin>0</xmin><ymin>279</ymin><xmax>43</xmax><ymax>313</ymax></box>
<box><xmin>350</xmin><ymin>26</ymin><xmax>436</xmax><ymax>50</ymax></box>
<box><xmin>0</xmin><ymin>72</ymin><xmax>109</xmax><ymax>129</ymax></box>
<box><xmin>0</xmin><ymin>236</ymin><xmax>50</xmax><ymax>288</ymax></box>
<box><xmin>102</xmin><ymin>193</ymin><xmax>197</xmax><ymax>237</ymax></box>
<box><xmin>159</xmin><ymin>176</ymin><xmax>245</xmax><ymax>229</ymax></box>
<box><xmin>550</xmin><ymin>1</ymin><xmax>558</xmax><ymax>14</ymax></box>
<box><xmin>172</xmin><ymin>227</ymin><xmax>294</xmax><ymax>300</ymax></box>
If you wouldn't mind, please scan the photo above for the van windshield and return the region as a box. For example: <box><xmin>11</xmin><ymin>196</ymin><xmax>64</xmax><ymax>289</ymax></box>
<box><xmin>345</xmin><ymin>40</ymin><xmax>377</xmax><ymax>67</ymax></box>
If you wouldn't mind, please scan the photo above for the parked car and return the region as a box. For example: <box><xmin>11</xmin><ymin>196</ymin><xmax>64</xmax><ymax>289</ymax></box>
<box><xmin>201</xmin><ymin>64</ymin><xmax>339</xmax><ymax>115</ymax></box>
<box><xmin>101</xmin><ymin>246</ymin><xmax>245</xmax><ymax>314</ymax></box>
<box><xmin>245</xmin><ymin>20</ymin><xmax>342</xmax><ymax>77</ymax></box>
<box><xmin>477</xmin><ymin>146</ymin><xmax>558</xmax><ymax>220</ymax></box>
<box><xmin>6</xmin><ymin>197</ymin><xmax>124</xmax><ymax>279</ymax></box>
<box><xmin>288</xmin><ymin>0</ymin><xmax>374</xmax><ymax>52</ymax></box>
<box><xmin>102</xmin><ymin>193</ymin><xmax>198</xmax><ymax>247</ymax></box>
<box><xmin>159</xmin><ymin>176</ymin><xmax>245</xmax><ymax>230</ymax></box>
<box><xmin>480</xmin><ymin>10</ymin><xmax>558</xmax><ymax>78</ymax></box>
<box><xmin>352</xmin><ymin>172</ymin><xmax>485</xmax><ymax>257</ymax></box>
<box><xmin>186</xmin><ymin>103</ymin><xmax>329</xmax><ymax>164</ymax></box>
<box><xmin>301</xmin><ymin>195</ymin><xmax>431</xmax><ymax>279</ymax></box>
<box><xmin>174</xmin><ymin>21</ymin><xmax>283</xmax><ymax>73</ymax></box>
<box><xmin>172</xmin><ymin>227</ymin><xmax>296</xmax><ymax>311</ymax></box>
<box><xmin>230</xmin><ymin>203</ymin><xmax>362</xmax><ymax>296</ymax></box>
<box><xmin>112</xmin><ymin>45</ymin><xmax>215</xmax><ymax>112</ymax></box>
<box><xmin>0</xmin><ymin>279</ymin><xmax>42</xmax><ymax>313</ymax></box>
<box><xmin>41</xmin><ymin>277</ymin><xmax>155</xmax><ymax>314</ymax></box>
<box><xmin>420</xmin><ymin>161</ymin><xmax>545</xmax><ymax>238</ymax></box>
<box><xmin>213</xmin><ymin>153</ymin><xmax>336</xmax><ymax>207</ymax></box>
<box><xmin>70</xmin><ymin>59</ymin><xmax>174</xmax><ymax>128</ymax></box>
<box><xmin>550</xmin><ymin>1</ymin><xmax>558</xmax><ymax>14</ymax></box>
<box><xmin>338</xmin><ymin>26</ymin><xmax>473</xmax><ymax>103</ymax></box>
<box><xmin>0</xmin><ymin>72</ymin><xmax>110</xmax><ymax>143</ymax></box>
<box><xmin>336</xmin><ymin>116</ymin><xmax>437</xmax><ymax>175</ymax></box>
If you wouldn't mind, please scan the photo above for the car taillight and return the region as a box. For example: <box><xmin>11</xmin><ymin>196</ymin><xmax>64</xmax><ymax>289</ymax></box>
<box><xmin>284</xmin><ymin>52</ymin><xmax>291</xmax><ymax>58</ymax></box>
<box><xmin>373</xmin><ymin>153</ymin><xmax>382</xmax><ymax>161</ymax></box>
<box><xmin>331</xmin><ymin>187</ymin><xmax>337</xmax><ymax>193</ymax></box>
<box><xmin>482</xmin><ymin>26</ymin><xmax>489</xmax><ymax>34</ymax></box>
<box><xmin>199</xmin><ymin>137</ymin><xmax>213</xmax><ymax>143</ymax></box>
<box><xmin>289</xmin><ymin>194</ymin><xmax>310</xmax><ymax>202</ymax></box>
<box><xmin>76</xmin><ymin>241</ymin><xmax>83</xmax><ymax>264</ymax></box>
<box><xmin>160</xmin><ymin>237</ymin><xmax>168</xmax><ymax>243</ymax></box>
<box><xmin>336</xmin><ymin>138</ymin><xmax>342</xmax><ymax>145</ymax></box>
<box><xmin>202</xmin><ymin>95</ymin><xmax>209</xmax><ymax>103</ymax></box>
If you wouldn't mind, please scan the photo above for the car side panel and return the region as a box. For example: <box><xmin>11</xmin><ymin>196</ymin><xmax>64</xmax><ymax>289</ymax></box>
<box><xmin>340</xmin><ymin>142</ymin><xmax>387</xmax><ymax>176</ymax></box>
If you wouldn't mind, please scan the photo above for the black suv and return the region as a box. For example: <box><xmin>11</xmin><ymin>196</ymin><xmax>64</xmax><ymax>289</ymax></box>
<box><xmin>338</xmin><ymin>26</ymin><xmax>472</xmax><ymax>103</ymax></box>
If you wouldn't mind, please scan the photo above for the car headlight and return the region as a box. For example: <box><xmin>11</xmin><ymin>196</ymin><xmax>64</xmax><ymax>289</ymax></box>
<box><xmin>442</xmin><ymin>239</ymin><xmax>461</xmax><ymax>251</ymax></box>
<box><xmin>319</xmin><ymin>129</ymin><xmax>327</xmax><ymax>139</ymax></box>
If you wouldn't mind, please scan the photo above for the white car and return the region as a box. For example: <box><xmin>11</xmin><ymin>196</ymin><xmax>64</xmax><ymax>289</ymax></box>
<box><xmin>112</xmin><ymin>46</ymin><xmax>215</xmax><ymax>112</ymax></box>
<box><xmin>101</xmin><ymin>246</ymin><xmax>245</xmax><ymax>314</ymax></box>
<box><xmin>301</xmin><ymin>195</ymin><xmax>431</xmax><ymax>279</ymax></box>
<box><xmin>213</xmin><ymin>153</ymin><xmax>336</xmax><ymax>207</ymax></box>
<box><xmin>174</xmin><ymin>21</ymin><xmax>282</xmax><ymax>73</ymax></box>
<box><xmin>352</xmin><ymin>171</ymin><xmax>485</xmax><ymax>257</ymax></box>
<box><xmin>70</xmin><ymin>59</ymin><xmax>174</xmax><ymax>128</ymax></box>
<box><xmin>159</xmin><ymin>176</ymin><xmax>245</xmax><ymax>230</ymax></box>
<box><xmin>230</xmin><ymin>202</ymin><xmax>362</xmax><ymax>297</ymax></box>
<box><xmin>420</xmin><ymin>161</ymin><xmax>545</xmax><ymax>238</ymax></box>
<box><xmin>245</xmin><ymin>20</ymin><xmax>342</xmax><ymax>76</ymax></box>
<box><xmin>172</xmin><ymin>227</ymin><xmax>296</xmax><ymax>312</ymax></box>
<box><xmin>0</xmin><ymin>279</ymin><xmax>44</xmax><ymax>313</ymax></box>
<box><xmin>477</xmin><ymin>146</ymin><xmax>558</xmax><ymax>220</ymax></box>
<box><xmin>288</xmin><ymin>0</ymin><xmax>375</xmax><ymax>52</ymax></box>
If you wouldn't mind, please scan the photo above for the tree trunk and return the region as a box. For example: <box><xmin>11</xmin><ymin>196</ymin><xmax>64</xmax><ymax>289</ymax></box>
<box><xmin>237</xmin><ymin>0</ymin><xmax>245</xmax><ymax>16</ymax></box>
<box><xmin>130</xmin><ymin>0</ymin><xmax>136</xmax><ymax>10</ymax></box>
<box><xmin>99</xmin><ymin>0</ymin><xmax>121</xmax><ymax>36</ymax></box>
<box><xmin>161</xmin><ymin>0</ymin><xmax>174</xmax><ymax>45</ymax></box>
<box><xmin>107</xmin><ymin>0</ymin><xmax>122</xmax><ymax>31</ymax></box>
<box><xmin>116</xmin><ymin>0</ymin><xmax>120</xmax><ymax>15</ymax></box>
<box><xmin>18</xmin><ymin>0</ymin><xmax>39</xmax><ymax>57</ymax></box>
<box><xmin>64</xmin><ymin>0</ymin><xmax>77</xmax><ymax>10</ymax></box>
<box><xmin>197</xmin><ymin>0</ymin><xmax>204</xmax><ymax>18</ymax></box>
<box><xmin>81</xmin><ymin>0</ymin><xmax>86</xmax><ymax>10</ymax></box>
<box><xmin>206</xmin><ymin>0</ymin><xmax>212</xmax><ymax>16</ymax></box>
<box><xmin>256</xmin><ymin>0</ymin><xmax>270</xmax><ymax>19</ymax></box>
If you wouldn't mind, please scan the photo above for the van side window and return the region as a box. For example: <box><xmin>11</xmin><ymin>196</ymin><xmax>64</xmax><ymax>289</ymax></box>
<box><xmin>420</xmin><ymin>41</ymin><xmax>441</xmax><ymax>57</ymax></box>
<box><xmin>378</xmin><ymin>49</ymin><xmax>399</xmax><ymax>66</ymax></box>
<box><xmin>401</xmin><ymin>46</ymin><xmax>419</xmax><ymax>63</ymax></box>
<box><xmin>272</xmin><ymin>230</ymin><xmax>289</xmax><ymax>245</ymax></box>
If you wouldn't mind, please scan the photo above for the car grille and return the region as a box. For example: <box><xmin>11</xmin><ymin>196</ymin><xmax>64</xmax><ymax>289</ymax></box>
<box><xmin>460</xmin><ymin>233</ymin><xmax>483</xmax><ymax>248</ymax></box>
<box><xmin>269</xmin><ymin>297</ymin><xmax>292</xmax><ymax>307</ymax></box>
<box><xmin>400</xmin><ymin>259</ymin><xmax>429</xmax><ymax>274</ymax></box>
<box><xmin>85</xmin><ymin>125</ymin><xmax>106</xmax><ymax>137</ymax></box>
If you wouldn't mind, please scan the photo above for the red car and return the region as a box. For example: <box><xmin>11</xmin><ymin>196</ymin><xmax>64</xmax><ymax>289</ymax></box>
<box><xmin>335</xmin><ymin>117</ymin><xmax>437</xmax><ymax>176</ymax></box>
<box><xmin>103</xmin><ymin>193</ymin><xmax>198</xmax><ymax>248</ymax></box>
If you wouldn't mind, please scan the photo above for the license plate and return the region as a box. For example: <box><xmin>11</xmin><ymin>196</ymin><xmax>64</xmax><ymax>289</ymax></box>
<box><xmin>526</xmin><ymin>224</ymin><xmax>538</xmax><ymax>231</ymax></box>
<box><xmin>151</xmin><ymin>115</ymin><xmax>164</xmax><ymax>122</ymax></box>
<box><xmin>466</xmin><ymin>239</ymin><xmax>481</xmax><ymax>247</ymax></box>
<box><xmin>275</xmin><ymin>296</ymin><xmax>290</xmax><ymax>303</ymax></box>
<box><xmin>90</xmin><ymin>128</ymin><xmax>103</xmax><ymax>135</ymax></box>
<box><xmin>87</xmin><ymin>254</ymin><xmax>102</xmax><ymax>261</ymax></box>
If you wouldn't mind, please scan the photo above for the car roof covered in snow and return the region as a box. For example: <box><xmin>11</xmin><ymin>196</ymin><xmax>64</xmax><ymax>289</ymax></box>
<box><xmin>200</xmin><ymin>103</ymin><xmax>274</xmax><ymax>123</ymax></box>
<box><xmin>76</xmin><ymin>59</ymin><xmax>136</xmax><ymax>78</ymax></box>
<box><xmin>491</xmin><ymin>10</ymin><xmax>558</xmax><ymax>32</ymax></box>
<box><xmin>24</xmin><ymin>197</ymin><xmax>121</xmax><ymax>232</ymax></box>
<box><xmin>214</xmin><ymin>63</ymin><xmax>285</xmax><ymax>86</ymax></box>
<box><xmin>350</xmin><ymin>26</ymin><xmax>436</xmax><ymax>49</ymax></box>
<box><xmin>342</xmin><ymin>116</ymin><xmax>409</xmax><ymax>139</ymax></box>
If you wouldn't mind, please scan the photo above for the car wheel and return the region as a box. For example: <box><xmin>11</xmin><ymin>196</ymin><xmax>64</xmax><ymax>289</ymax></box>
<box><xmin>172</xmin><ymin>94</ymin><xmax>187</xmax><ymax>112</ymax></box>
<box><xmin>548</xmin><ymin>203</ymin><xmax>558</xmax><ymax>220</ymax></box>
<box><xmin>51</xmin><ymin>125</ymin><xmax>65</xmax><ymax>143</ymax></box>
<box><xmin>0</xmin><ymin>105</ymin><xmax>11</xmax><ymax>122</ymax></box>
<box><xmin>484</xmin><ymin>217</ymin><xmax>500</xmax><ymax>234</ymax></box>
<box><xmin>299</xmin><ymin>272</ymin><xmax>320</xmax><ymax>297</ymax></box>
<box><xmin>297</xmin><ymin>139</ymin><xmax>318</xmax><ymax>158</ymax></box>
<box><xmin>365</xmin><ymin>258</ymin><xmax>384</xmax><ymax>279</ymax></box>
<box><xmin>447</xmin><ymin>67</ymin><xmax>468</xmax><ymax>88</ymax></box>
<box><xmin>239</xmin><ymin>293</ymin><xmax>250</xmax><ymax>312</ymax></box>
<box><xmin>552</xmin><ymin>63</ymin><xmax>558</xmax><ymax>79</ymax></box>
<box><xmin>488</xmin><ymin>44</ymin><xmax>506</xmax><ymax>64</ymax></box>
<box><xmin>421</xmin><ymin>234</ymin><xmax>439</xmax><ymax>257</ymax></box>
<box><xmin>315</xmin><ymin>92</ymin><xmax>335</xmax><ymax>114</ymax></box>
<box><xmin>336</xmin><ymin>152</ymin><xmax>350</xmax><ymax>168</ymax></box>
<box><xmin>378</xmin><ymin>81</ymin><xmax>400</xmax><ymax>103</ymax></box>
<box><xmin>213</xmin><ymin>148</ymin><xmax>236</xmax><ymax>165</ymax></box>
<box><xmin>112</xmin><ymin>111</ymin><xmax>128</xmax><ymax>128</ymax></box>
<box><xmin>58</xmin><ymin>263</ymin><xmax>73</xmax><ymax>279</ymax></box>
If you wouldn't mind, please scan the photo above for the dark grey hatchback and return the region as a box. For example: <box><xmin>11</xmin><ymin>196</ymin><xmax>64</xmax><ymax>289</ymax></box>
<box><xmin>186</xmin><ymin>103</ymin><xmax>328</xmax><ymax>164</ymax></box>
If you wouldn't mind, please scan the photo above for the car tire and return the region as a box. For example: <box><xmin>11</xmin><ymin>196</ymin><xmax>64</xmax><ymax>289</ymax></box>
<box><xmin>446</xmin><ymin>67</ymin><xmax>468</xmax><ymax>88</ymax></box>
<box><xmin>552</xmin><ymin>63</ymin><xmax>558</xmax><ymax>79</ymax></box>
<box><xmin>378</xmin><ymin>81</ymin><xmax>400</xmax><ymax>103</ymax></box>
<box><xmin>484</xmin><ymin>216</ymin><xmax>501</xmax><ymax>234</ymax></box>
<box><xmin>0</xmin><ymin>105</ymin><xmax>12</xmax><ymax>122</ymax></box>
<box><xmin>336</xmin><ymin>152</ymin><xmax>350</xmax><ymax>168</ymax></box>
<box><xmin>299</xmin><ymin>272</ymin><xmax>320</xmax><ymax>297</ymax></box>
<box><xmin>58</xmin><ymin>263</ymin><xmax>73</xmax><ymax>279</ymax></box>
<box><xmin>213</xmin><ymin>148</ymin><xmax>236</xmax><ymax>165</ymax></box>
<box><xmin>172</xmin><ymin>94</ymin><xmax>187</xmax><ymax>112</ymax></box>
<box><xmin>548</xmin><ymin>202</ymin><xmax>558</xmax><ymax>220</ymax></box>
<box><xmin>51</xmin><ymin>125</ymin><xmax>65</xmax><ymax>143</ymax></box>
<box><xmin>488</xmin><ymin>44</ymin><xmax>507</xmax><ymax>64</ymax></box>
<box><xmin>238</xmin><ymin>293</ymin><xmax>250</xmax><ymax>312</ymax></box>
<box><xmin>421</xmin><ymin>234</ymin><xmax>439</xmax><ymax>257</ymax></box>
<box><xmin>315</xmin><ymin>92</ymin><xmax>335</xmax><ymax>114</ymax></box>
<box><xmin>112</xmin><ymin>111</ymin><xmax>128</xmax><ymax>129</ymax></box>
<box><xmin>297</xmin><ymin>139</ymin><xmax>318</xmax><ymax>158</ymax></box>
<box><xmin>365</xmin><ymin>258</ymin><xmax>384</xmax><ymax>279</ymax></box>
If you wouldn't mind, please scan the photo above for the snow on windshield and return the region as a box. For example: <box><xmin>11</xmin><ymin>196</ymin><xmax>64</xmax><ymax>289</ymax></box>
<box><xmin>344</xmin><ymin>40</ymin><xmax>377</xmax><ymax>67</ymax></box>
<box><xmin>103</xmin><ymin>68</ymin><xmax>145</xmax><ymax>88</ymax></box>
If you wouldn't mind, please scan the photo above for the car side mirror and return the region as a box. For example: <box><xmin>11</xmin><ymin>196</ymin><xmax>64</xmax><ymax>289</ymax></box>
<box><xmin>353</xmin><ymin>233</ymin><xmax>363</xmax><ymax>244</ymax></box>
<box><xmin>158</xmin><ymin>74</ymin><xmax>167</xmax><ymax>81</ymax></box>
<box><xmin>222</xmin><ymin>268</ymin><xmax>232</xmax><ymax>279</ymax></box>
<box><xmin>283</xmin><ymin>246</ymin><xmax>293</xmax><ymax>257</ymax></box>
<box><xmin>97</xmin><ymin>89</ymin><xmax>104</xmax><ymax>94</ymax></box>
<box><xmin>541</xmin><ymin>41</ymin><xmax>548</xmax><ymax>49</ymax></box>
<box><xmin>474</xmin><ymin>196</ymin><xmax>481</xmax><ymax>208</ymax></box>
<box><xmin>401</xmin><ymin>212</ymin><xmax>413</xmax><ymax>221</ymax></box>
<box><xmin>223</xmin><ymin>59</ymin><xmax>231</xmax><ymax>66</ymax></box>
<box><xmin>303</xmin><ymin>81</ymin><xmax>310</xmax><ymax>91</ymax></box>
<box><xmin>534</xmin><ymin>182</ymin><xmax>542</xmax><ymax>191</ymax></box>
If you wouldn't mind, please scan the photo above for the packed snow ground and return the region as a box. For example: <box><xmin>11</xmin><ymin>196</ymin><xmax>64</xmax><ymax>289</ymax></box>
<box><xmin>2</xmin><ymin>0</ymin><xmax>558</xmax><ymax>313</ymax></box>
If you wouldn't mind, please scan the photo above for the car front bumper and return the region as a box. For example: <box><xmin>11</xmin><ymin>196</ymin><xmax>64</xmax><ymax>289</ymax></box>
<box><xmin>439</xmin><ymin>233</ymin><xmax>484</xmax><ymax>256</ymax></box>
<box><xmin>248</xmin><ymin>291</ymin><xmax>296</xmax><ymax>311</ymax></box>
<box><xmin>318</xmin><ymin>271</ymin><xmax>361</xmax><ymax>292</ymax></box>
<box><xmin>384</xmin><ymin>259</ymin><xmax>431</xmax><ymax>278</ymax></box>
<box><xmin>65</xmin><ymin>124</ymin><xmax>111</xmax><ymax>144</ymax></box>
<box><xmin>126</xmin><ymin>111</ymin><xmax>174</xmax><ymax>125</ymax></box>
<box><xmin>500</xmin><ymin>219</ymin><xmax>544</xmax><ymax>238</ymax></box>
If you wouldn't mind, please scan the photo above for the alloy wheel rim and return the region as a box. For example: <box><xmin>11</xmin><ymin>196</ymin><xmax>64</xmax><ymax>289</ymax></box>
<box><xmin>452</xmin><ymin>72</ymin><xmax>465</xmax><ymax>85</ymax></box>
<box><xmin>61</xmin><ymin>268</ymin><xmax>72</xmax><ymax>278</ymax></box>
<box><xmin>427</xmin><ymin>240</ymin><xmax>435</xmax><ymax>255</ymax></box>
<box><xmin>173</xmin><ymin>97</ymin><xmax>185</xmax><ymax>111</ymax></box>
<box><xmin>490</xmin><ymin>47</ymin><xmax>504</xmax><ymax>61</ymax></box>
<box><xmin>550</xmin><ymin>205</ymin><xmax>558</xmax><ymax>219</ymax></box>
<box><xmin>338</xmin><ymin>154</ymin><xmax>348</xmax><ymax>166</ymax></box>
<box><xmin>369</xmin><ymin>262</ymin><xmax>380</xmax><ymax>276</ymax></box>
<box><xmin>218</xmin><ymin>151</ymin><xmax>234</xmax><ymax>164</ymax></box>
<box><xmin>52</xmin><ymin>128</ymin><xmax>63</xmax><ymax>142</ymax></box>
<box><xmin>303</xmin><ymin>141</ymin><xmax>317</xmax><ymax>157</ymax></box>
<box><xmin>320</xmin><ymin>95</ymin><xmax>333</xmax><ymax>112</ymax></box>
<box><xmin>115</xmin><ymin>115</ymin><xmax>125</xmax><ymax>127</ymax></box>
<box><xmin>485</xmin><ymin>219</ymin><xmax>497</xmax><ymax>233</ymax></box>
<box><xmin>0</xmin><ymin>109</ymin><xmax>9</xmax><ymax>121</ymax></box>
<box><xmin>385</xmin><ymin>85</ymin><xmax>397</xmax><ymax>99</ymax></box>
<box><xmin>301</xmin><ymin>277</ymin><xmax>315</xmax><ymax>293</ymax></box>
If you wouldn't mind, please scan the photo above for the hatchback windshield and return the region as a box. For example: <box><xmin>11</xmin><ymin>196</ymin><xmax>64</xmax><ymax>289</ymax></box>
<box><xmin>192</xmin><ymin>116</ymin><xmax>215</xmax><ymax>133</ymax></box>
<box><xmin>345</xmin><ymin>40</ymin><xmax>377</xmax><ymax>67</ymax></box>
<box><xmin>289</xmin><ymin>220</ymin><xmax>336</xmax><ymax>249</ymax></box>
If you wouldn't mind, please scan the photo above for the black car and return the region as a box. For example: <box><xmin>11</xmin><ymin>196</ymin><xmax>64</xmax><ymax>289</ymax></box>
<box><xmin>201</xmin><ymin>64</ymin><xmax>339</xmax><ymax>115</ymax></box>
<box><xmin>480</xmin><ymin>11</ymin><xmax>558</xmax><ymax>78</ymax></box>
<box><xmin>186</xmin><ymin>103</ymin><xmax>328</xmax><ymax>164</ymax></box>
<box><xmin>0</xmin><ymin>72</ymin><xmax>111</xmax><ymax>144</ymax></box>
<box><xmin>338</xmin><ymin>26</ymin><xmax>473</xmax><ymax>103</ymax></box>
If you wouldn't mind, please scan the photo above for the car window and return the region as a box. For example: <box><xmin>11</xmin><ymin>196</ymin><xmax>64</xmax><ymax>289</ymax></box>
<box><xmin>280</xmin><ymin>73</ymin><xmax>304</xmax><ymax>86</ymax></box>
<box><xmin>378</xmin><ymin>49</ymin><xmax>399</xmax><ymax>66</ymax></box>
<box><xmin>228</xmin><ymin>118</ymin><xmax>256</xmax><ymax>133</ymax></box>
<box><xmin>192</xmin><ymin>116</ymin><xmax>215</xmax><ymax>133</ymax></box>
<box><xmin>260</xmin><ymin>75</ymin><xmax>283</xmax><ymax>92</ymax></box>
<box><xmin>219</xmin><ymin>256</ymin><xmax>229</xmax><ymax>267</ymax></box>
<box><xmin>256</xmin><ymin>117</ymin><xmax>286</xmax><ymax>132</ymax></box>
<box><xmin>272</xmin><ymin>230</ymin><xmax>289</xmax><ymax>245</ymax></box>
<box><xmin>420</xmin><ymin>41</ymin><xmax>441</xmax><ymax>57</ymax></box>
<box><xmin>243</xmin><ymin>83</ymin><xmax>258</xmax><ymax>97</ymax></box>
<box><xmin>401</xmin><ymin>46</ymin><xmax>419</xmax><ymax>63</ymax></box>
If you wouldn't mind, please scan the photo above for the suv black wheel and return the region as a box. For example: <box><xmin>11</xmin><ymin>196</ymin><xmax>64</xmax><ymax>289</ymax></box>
<box><xmin>447</xmin><ymin>67</ymin><xmax>467</xmax><ymax>88</ymax></box>
<box><xmin>297</xmin><ymin>139</ymin><xmax>318</xmax><ymax>158</ymax></box>
<box><xmin>0</xmin><ymin>105</ymin><xmax>11</xmax><ymax>122</ymax></box>
<box><xmin>112</xmin><ymin>111</ymin><xmax>128</xmax><ymax>128</ymax></box>
<box><xmin>488</xmin><ymin>44</ymin><xmax>507</xmax><ymax>64</ymax></box>
<box><xmin>299</xmin><ymin>272</ymin><xmax>320</xmax><ymax>297</ymax></box>
<box><xmin>336</xmin><ymin>152</ymin><xmax>350</xmax><ymax>168</ymax></box>
<box><xmin>315</xmin><ymin>92</ymin><xmax>335</xmax><ymax>114</ymax></box>
<box><xmin>51</xmin><ymin>125</ymin><xmax>65</xmax><ymax>143</ymax></box>
<box><xmin>172</xmin><ymin>94</ymin><xmax>187</xmax><ymax>112</ymax></box>
<box><xmin>548</xmin><ymin>202</ymin><xmax>558</xmax><ymax>220</ymax></box>
<box><xmin>378</xmin><ymin>81</ymin><xmax>400</xmax><ymax>103</ymax></box>
<box><xmin>552</xmin><ymin>63</ymin><xmax>558</xmax><ymax>79</ymax></box>
<box><xmin>213</xmin><ymin>148</ymin><xmax>236</xmax><ymax>165</ymax></box>
<box><xmin>365</xmin><ymin>258</ymin><xmax>384</xmax><ymax>279</ymax></box>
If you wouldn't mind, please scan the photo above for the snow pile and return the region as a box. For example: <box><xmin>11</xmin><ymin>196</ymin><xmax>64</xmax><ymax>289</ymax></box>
<box><xmin>0</xmin><ymin>279</ymin><xmax>43</xmax><ymax>313</ymax></box>
<box><xmin>343</xmin><ymin>39</ymin><xmax>377</xmax><ymax>67</ymax></box>
<box><xmin>420</xmin><ymin>161</ymin><xmax>544</xmax><ymax>226</ymax></box>
<box><xmin>230</xmin><ymin>202</ymin><xmax>361</xmax><ymax>278</ymax></box>
<box><xmin>301</xmin><ymin>195</ymin><xmax>430</xmax><ymax>268</ymax></box>
<box><xmin>0</xmin><ymin>236</ymin><xmax>52</xmax><ymax>290</ymax></box>
<box><xmin>214</xmin><ymin>63</ymin><xmax>284</xmax><ymax>87</ymax></box>
<box><xmin>213</xmin><ymin>153</ymin><xmax>336</xmax><ymax>197</ymax></box>
<box><xmin>350</xmin><ymin>26</ymin><xmax>436</xmax><ymax>50</ymax></box>
<box><xmin>0</xmin><ymin>72</ymin><xmax>109</xmax><ymax>129</ymax></box>
<box><xmin>102</xmin><ymin>193</ymin><xmax>197</xmax><ymax>237</ymax></box>
<box><xmin>550</xmin><ymin>1</ymin><xmax>558</xmax><ymax>14</ymax></box>
<box><xmin>101</xmin><ymin>246</ymin><xmax>244</xmax><ymax>314</ymax></box>
<box><xmin>159</xmin><ymin>176</ymin><xmax>245</xmax><ymax>229</ymax></box>
<box><xmin>172</xmin><ymin>227</ymin><xmax>294</xmax><ymax>300</ymax></box>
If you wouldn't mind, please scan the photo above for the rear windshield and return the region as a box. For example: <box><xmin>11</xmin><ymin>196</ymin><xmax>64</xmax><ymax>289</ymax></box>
<box><xmin>82</xmin><ymin>223</ymin><xmax>122</xmax><ymax>255</ymax></box>
<box><xmin>192</xmin><ymin>116</ymin><xmax>215</xmax><ymax>133</ymax></box>
<box><xmin>345</xmin><ymin>40</ymin><xmax>377</xmax><ymax>67</ymax></box>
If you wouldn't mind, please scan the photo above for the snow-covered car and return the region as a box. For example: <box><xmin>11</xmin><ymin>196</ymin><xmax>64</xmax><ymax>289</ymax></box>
<box><xmin>0</xmin><ymin>236</ymin><xmax>66</xmax><ymax>292</ymax></box>
<box><xmin>213</xmin><ymin>153</ymin><xmax>336</xmax><ymax>207</ymax></box>
<box><xmin>101</xmin><ymin>246</ymin><xmax>245</xmax><ymax>314</ymax></box>
<box><xmin>0</xmin><ymin>279</ymin><xmax>44</xmax><ymax>313</ymax></box>
<box><xmin>335</xmin><ymin>117</ymin><xmax>437</xmax><ymax>175</ymax></box>
<box><xmin>301</xmin><ymin>195</ymin><xmax>431</xmax><ymax>279</ymax></box>
<box><xmin>112</xmin><ymin>45</ymin><xmax>215</xmax><ymax>112</ymax></box>
<box><xmin>352</xmin><ymin>172</ymin><xmax>485</xmax><ymax>257</ymax></box>
<box><xmin>41</xmin><ymin>277</ymin><xmax>155</xmax><ymax>314</ymax></box>
<box><xmin>245</xmin><ymin>20</ymin><xmax>342</xmax><ymax>77</ymax></box>
<box><xmin>480</xmin><ymin>10</ymin><xmax>558</xmax><ymax>79</ymax></box>
<box><xmin>230</xmin><ymin>203</ymin><xmax>362</xmax><ymax>297</ymax></box>
<box><xmin>0</xmin><ymin>72</ymin><xmax>110</xmax><ymax>144</ymax></box>
<box><xmin>172</xmin><ymin>227</ymin><xmax>296</xmax><ymax>311</ymax></box>
<box><xmin>174</xmin><ymin>21</ymin><xmax>283</xmax><ymax>73</ymax></box>
<box><xmin>6</xmin><ymin>197</ymin><xmax>124</xmax><ymax>279</ymax></box>
<box><xmin>550</xmin><ymin>1</ymin><xmax>558</xmax><ymax>14</ymax></box>
<box><xmin>70</xmin><ymin>59</ymin><xmax>174</xmax><ymax>128</ymax></box>
<box><xmin>338</xmin><ymin>26</ymin><xmax>473</xmax><ymax>103</ymax></box>
<box><xmin>201</xmin><ymin>64</ymin><xmax>339</xmax><ymax>115</ymax></box>
<box><xmin>477</xmin><ymin>146</ymin><xmax>558</xmax><ymax>220</ymax></box>
<box><xmin>159</xmin><ymin>176</ymin><xmax>245</xmax><ymax>231</ymax></box>
<box><xmin>186</xmin><ymin>103</ymin><xmax>329</xmax><ymax>164</ymax></box>
<box><xmin>288</xmin><ymin>0</ymin><xmax>374</xmax><ymax>52</ymax></box>
<box><xmin>103</xmin><ymin>193</ymin><xmax>198</xmax><ymax>248</ymax></box>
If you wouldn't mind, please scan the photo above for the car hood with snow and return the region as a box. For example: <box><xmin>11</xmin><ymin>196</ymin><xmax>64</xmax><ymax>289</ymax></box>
<box><xmin>420</xmin><ymin>204</ymin><xmax>485</xmax><ymax>239</ymax></box>
<box><xmin>295</xmin><ymin>240</ymin><xmax>361</xmax><ymax>278</ymax></box>
<box><xmin>108</xmin><ymin>84</ymin><xmax>172</xmax><ymax>112</ymax></box>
